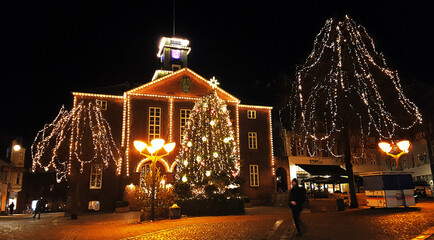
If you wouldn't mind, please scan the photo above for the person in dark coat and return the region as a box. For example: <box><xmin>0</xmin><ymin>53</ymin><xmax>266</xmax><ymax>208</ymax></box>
<box><xmin>289</xmin><ymin>178</ymin><xmax>306</xmax><ymax>236</ymax></box>
<box><xmin>33</xmin><ymin>197</ymin><xmax>44</xmax><ymax>219</ymax></box>
<box><xmin>8</xmin><ymin>202</ymin><xmax>15</xmax><ymax>215</ymax></box>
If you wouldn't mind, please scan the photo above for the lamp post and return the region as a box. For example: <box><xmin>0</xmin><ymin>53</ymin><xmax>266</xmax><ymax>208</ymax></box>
<box><xmin>378</xmin><ymin>140</ymin><xmax>410</xmax><ymax>169</ymax></box>
<box><xmin>133</xmin><ymin>139</ymin><xmax>175</xmax><ymax>221</ymax></box>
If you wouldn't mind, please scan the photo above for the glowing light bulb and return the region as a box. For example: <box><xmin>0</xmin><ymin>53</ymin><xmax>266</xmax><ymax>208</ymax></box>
<box><xmin>187</xmin><ymin>142</ymin><xmax>192</xmax><ymax>147</ymax></box>
<box><xmin>213</xmin><ymin>152</ymin><xmax>219</xmax><ymax>158</ymax></box>
<box><xmin>182</xmin><ymin>175</ymin><xmax>187</xmax><ymax>182</ymax></box>
<box><xmin>397</xmin><ymin>140</ymin><xmax>410</xmax><ymax>153</ymax></box>
<box><xmin>378</xmin><ymin>142</ymin><xmax>392</xmax><ymax>153</ymax></box>
<box><xmin>206</xmin><ymin>170</ymin><xmax>211</xmax><ymax>177</ymax></box>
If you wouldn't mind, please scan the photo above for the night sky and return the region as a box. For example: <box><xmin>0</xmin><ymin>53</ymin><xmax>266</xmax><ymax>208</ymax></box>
<box><xmin>1</xmin><ymin>1</ymin><xmax>433</xmax><ymax>151</ymax></box>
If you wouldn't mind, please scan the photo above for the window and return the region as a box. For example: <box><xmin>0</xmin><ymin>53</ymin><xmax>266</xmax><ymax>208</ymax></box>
<box><xmin>16</xmin><ymin>173</ymin><xmax>20</xmax><ymax>185</ymax></box>
<box><xmin>248</xmin><ymin>132</ymin><xmax>258</xmax><ymax>149</ymax></box>
<box><xmin>296</xmin><ymin>140</ymin><xmax>304</xmax><ymax>156</ymax></box>
<box><xmin>172</xmin><ymin>64</ymin><xmax>181</xmax><ymax>71</ymax></box>
<box><xmin>90</xmin><ymin>164</ymin><xmax>103</xmax><ymax>189</ymax></box>
<box><xmin>249</xmin><ymin>165</ymin><xmax>259</xmax><ymax>187</ymax></box>
<box><xmin>247</xmin><ymin>110</ymin><xmax>256</xmax><ymax>119</ymax></box>
<box><xmin>96</xmin><ymin>100</ymin><xmax>107</xmax><ymax>110</ymax></box>
<box><xmin>149</xmin><ymin>107</ymin><xmax>161</xmax><ymax>142</ymax></box>
<box><xmin>180</xmin><ymin>109</ymin><xmax>191</xmax><ymax>141</ymax></box>
<box><xmin>431</xmin><ymin>141</ymin><xmax>434</xmax><ymax>156</ymax></box>
<box><xmin>140</xmin><ymin>164</ymin><xmax>151</xmax><ymax>187</ymax></box>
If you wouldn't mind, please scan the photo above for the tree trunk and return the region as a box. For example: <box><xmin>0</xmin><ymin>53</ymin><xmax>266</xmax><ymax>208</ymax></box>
<box><xmin>342</xmin><ymin>126</ymin><xmax>359</xmax><ymax>208</ymax></box>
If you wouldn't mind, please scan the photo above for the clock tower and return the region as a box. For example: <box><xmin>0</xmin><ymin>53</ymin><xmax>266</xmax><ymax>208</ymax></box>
<box><xmin>157</xmin><ymin>37</ymin><xmax>191</xmax><ymax>72</ymax></box>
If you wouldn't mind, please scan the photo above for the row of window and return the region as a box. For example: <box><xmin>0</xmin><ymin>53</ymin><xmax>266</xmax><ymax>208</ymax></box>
<box><xmin>148</xmin><ymin>107</ymin><xmax>260</xmax><ymax>149</ymax></box>
<box><xmin>89</xmin><ymin>163</ymin><xmax>261</xmax><ymax>189</ymax></box>
<box><xmin>96</xmin><ymin>100</ymin><xmax>257</xmax><ymax>121</ymax></box>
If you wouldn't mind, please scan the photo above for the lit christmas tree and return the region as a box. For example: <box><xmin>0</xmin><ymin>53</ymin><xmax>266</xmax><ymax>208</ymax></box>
<box><xmin>176</xmin><ymin>91</ymin><xmax>240</xmax><ymax>191</ymax></box>
<box><xmin>280</xmin><ymin>16</ymin><xmax>422</xmax><ymax>208</ymax></box>
<box><xmin>31</xmin><ymin>101</ymin><xmax>122</xmax><ymax>183</ymax></box>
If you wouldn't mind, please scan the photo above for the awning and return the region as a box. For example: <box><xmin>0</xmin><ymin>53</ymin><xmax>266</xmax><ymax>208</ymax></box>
<box><xmin>303</xmin><ymin>176</ymin><xmax>349</xmax><ymax>184</ymax></box>
<box><xmin>297</xmin><ymin>164</ymin><xmax>347</xmax><ymax>176</ymax></box>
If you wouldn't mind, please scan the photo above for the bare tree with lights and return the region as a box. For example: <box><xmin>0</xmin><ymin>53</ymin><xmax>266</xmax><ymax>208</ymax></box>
<box><xmin>280</xmin><ymin>16</ymin><xmax>422</xmax><ymax>208</ymax></box>
<box><xmin>31</xmin><ymin>101</ymin><xmax>122</xmax><ymax>217</ymax></box>
<box><xmin>175</xmin><ymin>91</ymin><xmax>240</xmax><ymax>194</ymax></box>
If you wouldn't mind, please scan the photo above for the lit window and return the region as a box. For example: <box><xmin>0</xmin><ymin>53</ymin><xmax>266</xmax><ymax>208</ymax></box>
<box><xmin>249</xmin><ymin>165</ymin><xmax>259</xmax><ymax>187</ymax></box>
<box><xmin>248</xmin><ymin>132</ymin><xmax>258</xmax><ymax>149</ymax></box>
<box><xmin>180</xmin><ymin>109</ymin><xmax>191</xmax><ymax>142</ymax></box>
<box><xmin>247</xmin><ymin>110</ymin><xmax>256</xmax><ymax>119</ymax></box>
<box><xmin>140</xmin><ymin>164</ymin><xmax>151</xmax><ymax>188</ymax></box>
<box><xmin>149</xmin><ymin>107</ymin><xmax>161</xmax><ymax>142</ymax></box>
<box><xmin>16</xmin><ymin>173</ymin><xmax>20</xmax><ymax>185</ymax></box>
<box><xmin>90</xmin><ymin>164</ymin><xmax>103</xmax><ymax>189</ymax></box>
<box><xmin>96</xmin><ymin>100</ymin><xmax>107</xmax><ymax>110</ymax></box>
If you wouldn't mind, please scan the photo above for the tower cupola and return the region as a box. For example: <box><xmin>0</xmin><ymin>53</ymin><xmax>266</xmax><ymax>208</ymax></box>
<box><xmin>157</xmin><ymin>37</ymin><xmax>190</xmax><ymax>72</ymax></box>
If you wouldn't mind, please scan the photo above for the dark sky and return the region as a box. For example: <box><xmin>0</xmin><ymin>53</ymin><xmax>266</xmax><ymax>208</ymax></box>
<box><xmin>1</xmin><ymin>0</ymin><xmax>433</xmax><ymax>149</ymax></box>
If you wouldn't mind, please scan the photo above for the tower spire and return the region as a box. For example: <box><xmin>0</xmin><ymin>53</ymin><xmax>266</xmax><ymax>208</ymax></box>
<box><xmin>173</xmin><ymin>0</ymin><xmax>176</xmax><ymax>36</ymax></box>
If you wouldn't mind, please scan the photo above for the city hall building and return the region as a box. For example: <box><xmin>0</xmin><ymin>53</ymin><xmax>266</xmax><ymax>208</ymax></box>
<box><xmin>71</xmin><ymin>37</ymin><xmax>276</xmax><ymax>211</ymax></box>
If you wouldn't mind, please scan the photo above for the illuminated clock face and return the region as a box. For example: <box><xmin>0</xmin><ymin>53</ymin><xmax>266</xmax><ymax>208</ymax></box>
<box><xmin>171</xmin><ymin>49</ymin><xmax>181</xmax><ymax>59</ymax></box>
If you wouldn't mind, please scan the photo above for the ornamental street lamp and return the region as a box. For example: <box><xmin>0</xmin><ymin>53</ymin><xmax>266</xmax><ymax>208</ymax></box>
<box><xmin>378</xmin><ymin>140</ymin><xmax>410</xmax><ymax>169</ymax></box>
<box><xmin>133</xmin><ymin>139</ymin><xmax>175</xmax><ymax>221</ymax></box>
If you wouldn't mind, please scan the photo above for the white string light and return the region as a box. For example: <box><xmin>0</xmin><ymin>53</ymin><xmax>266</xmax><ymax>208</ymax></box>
<box><xmin>280</xmin><ymin>16</ymin><xmax>422</xmax><ymax>159</ymax></box>
<box><xmin>31</xmin><ymin>101</ymin><xmax>122</xmax><ymax>183</ymax></box>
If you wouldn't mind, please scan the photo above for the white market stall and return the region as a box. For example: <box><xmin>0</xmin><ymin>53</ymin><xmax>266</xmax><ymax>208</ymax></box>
<box><xmin>360</xmin><ymin>171</ymin><xmax>415</xmax><ymax>208</ymax></box>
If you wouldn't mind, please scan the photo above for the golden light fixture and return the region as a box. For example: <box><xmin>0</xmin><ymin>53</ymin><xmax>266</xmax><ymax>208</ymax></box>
<box><xmin>133</xmin><ymin>138</ymin><xmax>175</xmax><ymax>221</ymax></box>
<box><xmin>133</xmin><ymin>141</ymin><xmax>147</xmax><ymax>152</ymax></box>
<box><xmin>378</xmin><ymin>140</ymin><xmax>411</xmax><ymax>168</ymax></box>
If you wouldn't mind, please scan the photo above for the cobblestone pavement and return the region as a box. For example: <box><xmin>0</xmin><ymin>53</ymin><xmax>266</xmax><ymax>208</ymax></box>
<box><xmin>0</xmin><ymin>207</ymin><xmax>291</xmax><ymax>240</ymax></box>
<box><xmin>0</xmin><ymin>202</ymin><xmax>433</xmax><ymax>240</ymax></box>
<box><xmin>296</xmin><ymin>201</ymin><xmax>434</xmax><ymax>240</ymax></box>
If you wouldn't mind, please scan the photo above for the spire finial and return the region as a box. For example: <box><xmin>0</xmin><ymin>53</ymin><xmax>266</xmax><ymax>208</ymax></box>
<box><xmin>173</xmin><ymin>0</ymin><xmax>176</xmax><ymax>36</ymax></box>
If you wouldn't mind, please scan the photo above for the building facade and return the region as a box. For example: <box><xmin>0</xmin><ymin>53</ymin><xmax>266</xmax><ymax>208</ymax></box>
<box><xmin>0</xmin><ymin>140</ymin><xmax>25</xmax><ymax>215</ymax></box>
<box><xmin>70</xmin><ymin>37</ymin><xmax>275</xmax><ymax>211</ymax></box>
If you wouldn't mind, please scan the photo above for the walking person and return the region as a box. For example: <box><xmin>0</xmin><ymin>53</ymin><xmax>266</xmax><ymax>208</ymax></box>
<box><xmin>33</xmin><ymin>197</ymin><xmax>44</xmax><ymax>219</ymax></box>
<box><xmin>8</xmin><ymin>202</ymin><xmax>15</xmax><ymax>215</ymax></box>
<box><xmin>289</xmin><ymin>178</ymin><xmax>306</xmax><ymax>237</ymax></box>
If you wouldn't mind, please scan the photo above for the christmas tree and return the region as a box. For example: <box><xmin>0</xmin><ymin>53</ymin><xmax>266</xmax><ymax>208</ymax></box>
<box><xmin>280</xmin><ymin>16</ymin><xmax>422</xmax><ymax>208</ymax></box>
<box><xmin>176</xmin><ymin>91</ymin><xmax>239</xmax><ymax>191</ymax></box>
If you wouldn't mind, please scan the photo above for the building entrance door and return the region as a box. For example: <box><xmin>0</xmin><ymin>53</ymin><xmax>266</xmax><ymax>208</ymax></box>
<box><xmin>276</xmin><ymin>168</ymin><xmax>288</xmax><ymax>192</ymax></box>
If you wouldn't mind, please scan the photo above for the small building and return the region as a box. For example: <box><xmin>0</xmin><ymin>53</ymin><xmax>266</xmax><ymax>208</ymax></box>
<box><xmin>0</xmin><ymin>140</ymin><xmax>25</xmax><ymax>215</ymax></box>
<box><xmin>69</xmin><ymin>37</ymin><xmax>275</xmax><ymax>211</ymax></box>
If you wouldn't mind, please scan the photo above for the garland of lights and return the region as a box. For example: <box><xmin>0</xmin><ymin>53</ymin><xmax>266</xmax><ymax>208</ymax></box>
<box><xmin>31</xmin><ymin>101</ymin><xmax>122</xmax><ymax>183</ymax></box>
<box><xmin>175</xmin><ymin>91</ymin><xmax>240</xmax><ymax>188</ymax></box>
<box><xmin>279</xmin><ymin>15</ymin><xmax>422</xmax><ymax>160</ymax></box>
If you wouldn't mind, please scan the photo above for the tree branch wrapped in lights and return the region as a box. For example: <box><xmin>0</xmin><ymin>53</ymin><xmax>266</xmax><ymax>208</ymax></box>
<box><xmin>279</xmin><ymin>15</ymin><xmax>422</xmax><ymax>208</ymax></box>
<box><xmin>31</xmin><ymin>101</ymin><xmax>122</xmax><ymax>183</ymax></box>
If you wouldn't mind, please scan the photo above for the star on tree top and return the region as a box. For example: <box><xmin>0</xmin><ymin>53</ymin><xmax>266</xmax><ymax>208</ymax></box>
<box><xmin>208</xmin><ymin>76</ymin><xmax>220</xmax><ymax>89</ymax></box>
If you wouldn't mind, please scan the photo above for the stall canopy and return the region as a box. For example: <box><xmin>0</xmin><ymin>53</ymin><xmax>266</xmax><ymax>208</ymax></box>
<box><xmin>303</xmin><ymin>176</ymin><xmax>349</xmax><ymax>184</ymax></box>
<box><xmin>297</xmin><ymin>164</ymin><xmax>347</xmax><ymax>176</ymax></box>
